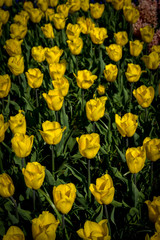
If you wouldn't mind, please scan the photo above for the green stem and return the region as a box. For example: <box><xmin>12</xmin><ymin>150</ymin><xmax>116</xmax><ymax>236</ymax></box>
<box><xmin>126</xmin><ymin>137</ymin><xmax>129</xmax><ymax>148</ymax></box>
<box><xmin>33</xmin><ymin>189</ymin><xmax>36</xmax><ymax>211</ymax></box>
<box><xmin>134</xmin><ymin>173</ymin><xmax>137</xmax><ymax>207</ymax></box>
<box><xmin>10</xmin><ymin>196</ymin><xmax>19</xmax><ymax>221</ymax></box>
<box><xmin>21</xmin><ymin>158</ymin><xmax>26</xmax><ymax>168</ymax></box>
<box><xmin>35</xmin><ymin>89</ymin><xmax>39</xmax><ymax>108</ymax></box>
<box><xmin>51</xmin><ymin>145</ymin><xmax>55</xmax><ymax>178</ymax></box>
<box><xmin>145</xmin><ymin>108</ymin><xmax>148</xmax><ymax>122</ymax></box>
<box><xmin>76</xmin><ymin>55</ymin><xmax>78</xmax><ymax>74</ymax></box>
<box><xmin>104</xmin><ymin>204</ymin><xmax>111</xmax><ymax>237</ymax></box>
<box><xmin>0</xmin><ymin>145</ymin><xmax>4</xmax><ymax>173</ymax></box>
<box><xmin>38</xmin><ymin>189</ymin><xmax>62</xmax><ymax>223</ymax></box>
<box><xmin>151</xmin><ymin>162</ymin><xmax>153</xmax><ymax>186</ymax></box>
<box><xmin>88</xmin><ymin>159</ymin><xmax>91</xmax><ymax>202</ymax></box>
<box><xmin>62</xmin><ymin>214</ymin><xmax>65</xmax><ymax>239</ymax></box>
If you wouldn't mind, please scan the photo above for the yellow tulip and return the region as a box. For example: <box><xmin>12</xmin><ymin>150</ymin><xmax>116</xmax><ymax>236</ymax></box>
<box><xmin>0</xmin><ymin>9</ymin><xmax>9</xmax><ymax>24</ymax></box>
<box><xmin>68</xmin><ymin>0</ymin><xmax>81</xmax><ymax>13</ymax></box>
<box><xmin>4</xmin><ymin>0</ymin><xmax>12</xmax><ymax>6</ymax></box>
<box><xmin>66</xmin><ymin>23</ymin><xmax>81</xmax><ymax>40</ymax></box>
<box><xmin>133</xmin><ymin>85</ymin><xmax>155</xmax><ymax>108</ymax></box>
<box><xmin>97</xmin><ymin>85</ymin><xmax>105</xmax><ymax>95</ymax></box>
<box><xmin>41</xmin><ymin>23</ymin><xmax>54</xmax><ymax>39</ymax></box>
<box><xmin>0</xmin><ymin>0</ymin><xmax>4</xmax><ymax>6</ymax></box>
<box><xmin>28</xmin><ymin>8</ymin><xmax>43</xmax><ymax>23</ymax></box>
<box><xmin>125</xmin><ymin>146</ymin><xmax>146</xmax><ymax>173</ymax></box>
<box><xmin>145</xmin><ymin>196</ymin><xmax>160</xmax><ymax>223</ymax></box>
<box><xmin>45</xmin><ymin>8</ymin><xmax>55</xmax><ymax>21</ymax></box>
<box><xmin>0</xmin><ymin>173</ymin><xmax>15</xmax><ymax>198</ymax></box>
<box><xmin>143</xmin><ymin>137</ymin><xmax>160</xmax><ymax>162</ymax></box>
<box><xmin>42</xmin><ymin>89</ymin><xmax>64</xmax><ymax>111</ymax></box>
<box><xmin>125</xmin><ymin>63</ymin><xmax>144</xmax><ymax>82</ymax></box>
<box><xmin>11</xmin><ymin>133</ymin><xmax>34</xmax><ymax>158</ymax></box>
<box><xmin>77</xmin><ymin>219</ymin><xmax>110</xmax><ymax>240</ymax></box>
<box><xmin>23</xmin><ymin>1</ymin><xmax>34</xmax><ymax>12</ymax></box>
<box><xmin>90</xmin><ymin>27</ymin><xmax>108</xmax><ymax>45</ymax></box>
<box><xmin>106</xmin><ymin>44</ymin><xmax>122</xmax><ymax>62</ymax></box>
<box><xmin>9</xmin><ymin>110</ymin><xmax>26</xmax><ymax>135</ymax></box>
<box><xmin>13</xmin><ymin>11</ymin><xmax>29</xmax><ymax>26</ymax></box>
<box><xmin>40</xmin><ymin>121</ymin><xmax>66</xmax><ymax>145</ymax></box>
<box><xmin>49</xmin><ymin>60</ymin><xmax>66</xmax><ymax>79</ymax></box>
<box><xmin>151</xmin><ymin>45</ymin><xmax>160</xmax><ymax>58</ymax></box>
<box><xmin>112</xmin><ymin>0</ymin><xmax>124</xmax><ymax>10</ymax></box>
<box><xmin>140</xmin><ymin>25</ymin><xmax>154</xmax><ymax>43</ymax></box>
<box><xmin>45</xmin><ymin>46</ymin><xmax>63</xmax><ymax>65</ymax></box>
<box><xmin>57</xmin><ymin>4</ymin><xmax>70</xmax><ymax>18</ymax></box>
<box><xmin>0</xmin><ymin>74</ymin><xmax>11</xmax><ymax>98</ymax></box>
<box><xmin>32</xmin><ymin>211</ymin><xmax>59</xmax><ymax>240</ymax></box>
<box><xmin>76</xmin><ymin>133</ymin><xmax>100</xmax><ymax>159</ymax></box>
<box><xmin>141</xmin><ymin>52</ymin><xmax>160</xmax><ymax>70</ymax></box>
<box><xmin>90</xmin><ymin>3</ymin><xmax>105</xmax><ymax>19</ymax></box>
<box><xmin>4</xmin><ymin>39</ymin><xmax>23</xmax><ymax>57</ymax></box>
<box><xmin>115</xmin><ymin>113</ymin><xmax>138</xmax><ymax>137</ymax></box>
<box><xmin>123</xmin><ymin>5</ymin><xmax>140</xmax><ymax>23</ymax></box>
<box><xmin>3</xmin><ymin>226</ymin><xmax>25</xmax><ymax>240</ymax></box>
<box><xmin>31</xmin><ymin>46</ymin><xmax>46</xmax><ymax>63</ymax></box>
<box><xmin>155</xmin><ymin>217</ymin><xmax>160</xmax><ymax>233</ymax></box>
<box><xmin>89</xmin><ymin>173</ymin><xmax>115</xmax><ymax>205</ymax></box>
<box><xmin>37</xmin><ymin>0</ymin><xmax>48</xmax><ymax>12</ymax></box>
<box><xmin>22</xmin><ymin>162</ymin><xmax>45</xmax><ymax>189</ymax></box>
<box><xmin>52</xmin><ymin>13</ymin><xmax>66</xmax><ymax>30</ymax></box>
<box><xmin>114</xmin><ymin>31</ymin><xmax>128</xmax><ymax>46</ymax></box>
<box><xmin>86</xmin><ymin>96</ymin><xmax>107</xmax><ymax>122</ymax></box>
<box><xmin>0</xmin><ymin>114</ymin><xmax>9</xmax><ymax>142</ymax></box>
<box><xmin>80</xmin><ymin>0</ymin><xmax>89</xmax><ymax>12</ymax></box>
<box><xmin>74</xmin><ymin>70</ymin><xmax>97</xmax><ymax>89</ymax></box>
<box><xmin>104</xmin><ymin>63</ymin><xmax>118</xmax><ymax>82</ymax></box>
<box><xmin>25</xmin><ymin>68</ymin><xmax>43</xmax><ymax>88</ymax></box>
<box><xmin>129</xmin><ymin>40</ymin><xmax>143</xmax><ymax>57</ymax></box>
<box><xmin>53</xmin><ymin>183</ymin><xmax>76</xmax><ymax>214</ymax></box>
<box><xmin>0</xmin><ymin>22</ymin><xmax>2</xmax><ymax>37</ymax></box>
<box><xmin>10</xmin><ymin>23</ymin><xmax>27</xmax><ymax>39</ymax></box>
<box><xmin>52</xmin><ymin>77</ymin><xmax>69</xmax><ymax>96</ymax></box>
<box><xmin>8</xmin><ymin>55</ymin><xmax>24</xmax><ymax>76</ymax></box>
<box><xmin>49</xmin><ymin>0</ymin><xmax>59</xmax><ymax>7</ymax></box>
<box><xmin>67</xmin><ymin>37</ymin><xmax>83</xmax><ymax>55</ymax></box>
<box><xmin>150</xmin><ymin>232</ymin><xmax>160</xmax><ymax>240</ymax></box>
<box><xmin>77</xmin><ymin>16</ymin><xmax>95</xmax><ymax>34</ymax></box>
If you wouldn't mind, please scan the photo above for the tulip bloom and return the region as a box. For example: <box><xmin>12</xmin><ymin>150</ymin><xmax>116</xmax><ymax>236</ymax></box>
<box><xmin>11</xmin><ymin>133</ymin><xmax>34</xmax><ymax>158</ymax></box>
<box><xmin>125</xmin><ymin>63</ymin><xmax>144</xmax><ymax>82</ymax></box>
<box><xmin>68</xmin><ymin>0</ymin><xmax>81</xmax><ymax>13</ymax></box>
<box><xmin>49</xmin><ymin>60</ymin><xmax>66</xmax><ymax>79</ymax></box>
<box><xmin>145</xmin><ymin>196</ymin><xmax>160</xmax><ymax>223</ymax></box>
<box><xmin>37</xmin><ymin>0</ymin><xmax>48</xmax><ymax>12</ymax></box>
<box><xmin>3</xmin><ymin>226</ymin><xmax>25</xmax><ymax>240</ymax></box>
<box><xmin>97</xmin><ymin>85</ymin><xmax>105</xmax><ymax>95</ymax></box>
<box><xmin>0</xmin><ymin>173</ymin><xmax>15</xmax><ymax>198</ymax></box>
<box><xmin>77</xmin><ymin>16</ymin><xmax>95</xmax><ymax>34</ymax></box>
<box><xmin>10</xmin><ymin>23</ymin><xmax>27</xmax><ymax>39</ymax></box>
<box><xmin>0</xmin><ymin>114</ymin><xmax>9</xmax><ymax>142</ymax></box>
<box><xmin>115</xmin><ymin>113</ymin><xmax>138</xmax><ymax>137</ymax></box>
<box><xmin>52</xmin><ymin>13</ymin><xmax>66</xmax><ymax>30</ymax></box>
<box><xmin>32</xmin><ymin>211</ymin><xmax>59</xmax><ymax>240</ymax></box>
<box><xmin>89</xmin><ymin>173</ymin><xmax>115</xmax><ymax>205</ymax></box>
<box><xmin>126</xmin><ymin>146</ymin><xmax>146</xmax><ymax>173</ymax></box>
<box><xmin>123</xmin><ymin>5</ymin><xmax>140</xmax><ymax>23</ymax></box>
<box><xmin>0</xmin><ymin>9</ymin><xmax>9</xmax><ymax>24</ymax></box>
<box><xmin>41</xmin><ymin>23</ymin><xmax>54</xmax><ymax>39</ymax></box>
<box><xmin>0</xmin><ymin>74</ymin><xmax>11</xmax><ymax>98</ymax></box>
<box><xmin>53</xmin><ymin>183</ymin><xmax>76</xmax><ymax>214</ymax></box>
<box><xmin>76</xmin><ymin>133</ymin><xmax>100</xmax><ymax>159</ymax></box>
<box><xmin>45</xmin><ymin>46</ymin><xmax>63</xmax><ymax>65</ymax></box>
<box><xmin>104</xmin><ymin>63</ymin><xmax>118</xmax><ymax>82</ymax></box>
<box><xmin>74</xmin><ymin>70</ymin><xmax>97</xmax><ymax>89</ymax></box>
<box><xmin>133</xmin><ymin>85</ymin><xmax>155</xmax><ymax>108</ymax></box>
<box><xmin>86</xmin><ymin>96</ymin><xmax>107</xmax><ymax>122</ymax></box>
<box><xmin>40</xmin><ymin>121</ymin><xmax>66</xmax><ymax>145</ymax></box>
<box><xmin>90</xmin><ymin>3</ymin><xmax>105</xmax><ymax>19</ymax></box>
<box><xmin>4</xmin><ymin>39</ymin><xmax>23</xmax><ymax>57</ymax></box>
<box><xmin>66</xmin><ymin>23</ymin><xmax>81</xmax><ymax>40</ymax></box>
<box><xmin>52</xmin><ymin>77</ymin><xmax>69</xmax><ymax>96</ymax></box>
<box><xmin>57</xmin><ymin>4</ymin><xmax>70</xmax><ymax>18</ymax></box>
<box><xmin>22</xmin><ymin>162</ymin><xmax>45</xmax><ymax>190</ymax></box>
<box><xmin>9</xmin><ymin>110</ymin><xmax>26</xmax><ymax>135</ymax></box>
<box><xmin>111</xmin><ymin>0</ymin><xmax>123</xmax><ymax>10</ymax></box>
<box><xmin>106</xmin><ymin>44</ymin><xmax>122</xmax><ymax>62</ymax></box>
<box><xmin>31</xmin><ymin>46</ymin><xmax>46</xmax><ymax>63</ymax></box>
<box><xmin>49</xmin><ymin>0</ymin><xmax>59</xmax><ymax>7</ymax></box>
<box><xmin>129</xmin><ymin>40</ymin><xmax>143</xmax><ymax>57</ymax></box>
<box><xmin>90</xmin><ymin>27</ymin><xmax>108</xmax><ymax>45</ymax></box>
<box><xmin>43</xmin><ymin>89</ymin><xmax>64</xmax><ymax>111</ymax></box>
<box><xmin>25</xmin><ymin>68</ymin><xmax>43</xmax><ymax>89</ymax></box>
<box><xmin>80</xmin><ymin>0</ymin><xmax>89</xmax><ymax>12</ymax></box>
<box><xmin>140</xmin><ymin>25</ymin><xmax>154</xmax><ymax>43</ymax></box>
<box><xmin>67</xmin><ymin>37</ymin><xmax>83</xmax><ymax>55</ymax></box>
<box><xmin>8</xmin><ymin>55</ymin><xmax>24</xmax><ymax>76</ymax></box>
<box><xmin>28</xmin><ymin>8</ymin><xmax>43</xmax><ymax>23</ymax></box>
<box><xmin>143</xmin><ymin>137</ymin><xmax>160</xmax><ymax>162</ymax></box>
<box><xmin>141</xmin><ymin>52</ymin><xmax>160</xmax><ymax>70</ymax></box>
<box><xmin>114</xmin><ymin>31</ymin><xmax>128</xmax><ymax>46</ymax></box>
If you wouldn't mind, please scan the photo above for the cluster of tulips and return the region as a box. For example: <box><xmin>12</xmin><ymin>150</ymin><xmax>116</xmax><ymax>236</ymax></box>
<box><xmin>0</xmin><ymin>0</ymin><xmax>160</xmax><ymax>239</ymax></box>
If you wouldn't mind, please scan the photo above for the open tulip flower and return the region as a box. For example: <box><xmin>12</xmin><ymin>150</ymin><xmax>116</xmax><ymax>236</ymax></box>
<box><xmin>42</xmin><ymin>89</ymin><xmax>64</xmax><ymax>111</ymax></box>
<box><xmin>25</xmin><ymin>68</ymin><xmax>43</xmax><ymax>89</ymax></box>
<box><xmin>4</xmin><ymin>38</ymin><xmax>23</xmax><ymax>57</ymax></box>
<box><xmin>77</xmin><ymin>219</ymin><xmax>111</xmax><ymax>240</ymax></box>
<box><xmin>7</xmin><ymin>55</ymin><xmax>24</xmax><ymax>76</ymax></box>
<box><xmin>114</xmin><ymin>31</ymin><xmax>128</xmax><ymax>46</ymax></box>
<box><xmin>49</xmin><ymin>60</ymin><xmax>67</xmax><ymax>79</ymax></box>
<box><xmin>74</xmin><ymin>70</ymin><xmax>97</xmax><ymax>89</ymax></box>
<box><xmin>0</xmin><ymin>173</ymin><xmax>15</xmax><ymax>198</ymax></box>
<box><xmin>145</xmin><ymin>196</ymin><xmax>160</xmax><ymax>223</ymax></box>
<box><xmin>115</xmin><ymin>113</ymin><xmax>138</xmax><ymax>137</ymax></box>
<box><xmin>106</xmin><ymin>44</ymin><xmax>122</xmax><ymax>62</ymax></box>
<box><xmin>3</xmin><ymin>226</ymin><xmax>25</xmax><ymax>240</ymax></box>
<box><xmin>133</xmin><ymin>85</ymin><xmax>155</xmax><ymax>108</ymax></box>
<box><xmin>66</xmin><ymin>23</ymin><xmax>82</xmax><ymax>40</ymax></box>
<box><xmin>104</xmin><ymin>63</ymin><xmax>118</xmax><ymax>82</ymax></box>
<box><xmin>89</xmin><ymin>3</ymin><xmax>105</xmax><ymax>19</ymax></box>
<box><xmin>90</xmin><ymin>27</ymin><xmax>108</xmax><ymax>45</ymax></box>
<box><xmin>52</xmin><ymin>77</ymin><xmax>69</xmax><ymax>97</ymax></box>
<box><xmin>141</xmin><ymin>52</ymin><xmax>160</xmax><ymax>70</ymax></box>
<box><xmin>129</xmin><ymin>40</ymin><xmax>143</xmax><ymax>57</ymax></box>
<box><xmin>45</xmin><ymin>46</ymin><xmax>63</xmax><ymax>64</ymax></box>
<box><xmin>140</xmin><ymin>25</ymin><xmax>154</xmax><ymax>43</ymax></box>
<box><xmin>143</xmin><ymin>137</ymin><xmax>160</xmax><ymax>162</ymax></box>
<box><xmin>123</xmin><ymin>5</ymin><xmax>140</xmax><ymax>24</ymax></box>
<box><xmin>67</xmin><ymin>37</ymin><xmax>83</xmax><ymax>55</ymax></box>
<box><xmin>0</xmin><ymin>114</ymin><xmax>9</xmax><ymax>142</ymax></box>
<box><xmin>125</xmin><ymin>63</ymin><xmax>145</xmax><ymax>82</ymax></box>
<box><xmin>41</xmin><ymin>23</ymin><xmax>54</xmax><ymax>39</ymax></box>
<box><xmin>31</xmin><ymin>46</ymin><xmax>46</xmax><ymax>63</ymax></box>
<box><xmin>9</xmin><ymin>110</ymin><xmax>26</xmax><ymax>135</ymax></box>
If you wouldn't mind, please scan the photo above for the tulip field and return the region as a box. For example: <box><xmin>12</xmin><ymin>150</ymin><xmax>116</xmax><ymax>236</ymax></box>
<box><xmin>0</xmin><ymin>0</ymin><xmax>160</xmax><ymax>239</ymax></box>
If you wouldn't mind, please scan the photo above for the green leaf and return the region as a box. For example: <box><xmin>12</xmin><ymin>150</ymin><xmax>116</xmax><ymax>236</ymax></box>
<box><xmin>8</xmin><ymin>211</ymin><xmax>19</xmax><ymax>224</ymax></box>
<box><xmin>115</xmin><ymin>145</ymin><xmax>126</xmax><ymax>162</ymax></box>
<box><xmin>0</xmin><ymin>221</ymin><xmax>5</xmax><ymax>236</ymax></box>
<box><xmin>111</xmin><ymin>167</ymin><xmax>128</xmax><ymax>184</ymax></box>
<box><xmin>95</xmin><ymin>205</ymin><xmax>103</xmax><ymax>222</ymax></box>
<box><xmin>17</xmin><ymin>206</ymin><xmax>32</xmax><ymax>221</ymax></box>
<box><xmin>65</xmin><ymin>164</ymin><xmax>85</xmax><ymax>182</ymax></box>
<box><xmin>45</xmin><ymin>169</ymin><xmax>55</xmax><ymax>185</ymax></box>
<box><xmin>111</xmin><ymin>206</ymin><xmax>116</xmax><ymax>225</ymax></box>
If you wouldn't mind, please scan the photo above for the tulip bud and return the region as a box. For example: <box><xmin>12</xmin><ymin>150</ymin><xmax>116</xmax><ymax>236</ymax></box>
<box><xmin>143</xmin><ymin>137</ymin><xmax>160</xmax><ymax>162</ymax></box>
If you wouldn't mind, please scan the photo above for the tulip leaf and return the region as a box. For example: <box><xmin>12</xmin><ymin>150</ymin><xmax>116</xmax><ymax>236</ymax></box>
<box><xmin>8</xmin><ymin>211</ymin><xmax>19</xmax><ymax>224</ymax></box>
<box><xmin>95</xmin><ymin>205</ymin><xmax>103</xmax><ymax>222</ymax></box>
<box><xmin>111</xmin><ymin>206</ymin><xmax>116</xmax><ymax>225</ymax></box>
<box><xmin>111</xmin><ymin>167</ymin><xmax>128</xmax><ymax>184</ymax></box>
<box><xmin>45</xmin><ymin>169</ymin><xmax>55</xmax><ymax>185</ymax></box>
<box><xmin>64</xmin><ymin>164</ymin><xmax>85</xmax><ymax>183</ymax></box>
<box><xmin>0</xmin><ymin>221</ymin><xmax>5</xmax><ymax>236</ymax></box>
<box><xmin>17</xmin><ymin>206</ymin><xmax>32</xmax><ymax>221</ymax></box>
<box><xmin>115</xmin><ymin>145</ymin><xmax>126</xmax><ymax>162</ymax></box>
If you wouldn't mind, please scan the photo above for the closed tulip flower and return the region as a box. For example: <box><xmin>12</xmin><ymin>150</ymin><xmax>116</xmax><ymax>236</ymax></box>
<box><xmin>112</xmin><ymin>0</ymin><xmax>124</xmax><ymax>10</ymax></box>
<box><xmin>3</xmin><ymin>226</ymin><xmax>25</xmax><ymax>240</ymax></box>
<box><xmin>143</xmin><ymin>137</ymin><xmax>160</xmax><ymax>162</ymax></box>
<box><xmin>41</xmin><ymin>23</ymin><xmax>54</xmax><ymax>39</ymax></box>
<box><xmin>125</xmin><ymin>63</ymin><xmax>144</xmax><ymax>82</ymax></box>
<box><xmin>13</xmin><ymin>11</ymin><xmax>29</xmax><ymax>26</ymax></box>
<box><xmin>53</xmin><ymin>183</ymin><xmax>76</xmax><ymax>214</ymax></box>
<box><xmin>10</xmin><ymin>23</ymin><xmax>27</xmax><ymax>39</ymax></box>
<box><xmin>123</xmin><ymin>5</ymin><xmax>139</xmax><ymax>23</ymax></box>
<box><xmin>37</xmin><ymin>0</ymin><xmax>48</xmax><ymax>12</ymax></box>
<box><xmin>11</xmin><ymin>133</ymin><xmax>34</xmax><ymax>158</ymax></box>
<box><xmin>45</xmin><ymin>46</ymin><xmax>63</xmax><ymax>64</ymax></box>
<box><xmin>97</xmin><ymin>85</ymin><xmax>105</xmax><ymax>95</ymax></box>
<box><xmin>0</xmin><ymin>114</ymin><xmax>9</xmax><ymax>142</ymax></box>
<box><xmin>77</xmin><ymin>16</ymin><xmax>95</xmax><ymax>35</ymax></box>
<box><xmin>4</xmin><ymin>39</ymin><xmax>23</xmax><ymax>57</ymax></box>
<box><xmin>52</xmin><ymin>77</ymin><xmax>69</xmax><ymax>96</ymax></box>
<box><xmin>89</xmin><ymin>173</ymin><xmax>115</xmax><ymax>205</ymax></box>
<box><xmin>86</xmin><ymin>96</ymin><xmax>107</xmax><ymax>122</ymax></box>
<box><xmin>32</xmin><ymin>211</ymin><xmax>59</xmax><ymax>240</ymax></box>
<box><xmin>4</xmin><ymin>0</ymin><xmax>12</xmax><ymax>7</ymax></box>
<box><xmin>104</xmin><ymin>63</ymin><xmax>118</xmax><ymax>82</ymax></box>
<box><xmin>25</xmin><ymin>68</ymin><xmax>43</xmax><ymax>88</ymax></box>
<box><xmin>45</xmin><ymin>8</ymin><xmax>55</xmax><ymax>21</ymax></box>
<box><xmin>133</xmin><ymin>85</ymin><xmax>155</xmax><ymax>108</ymax></box>
<box><xmin>49</xmin><ymin>0</ymin><xmax>59</xmax><ymax>7</ymax></box>
<box><xmin>0</xmin><ymin>22</ymin><xmax>2</xmax><ymax>37</ymax></box>
<box><xmin>0</xmin><ymin>0</ymin><xmax>4</xmax><ymax>6</ymax></box>
<box><xmin>8</xmin><ymin>55</ymin><xmax>24</xmax><ymax>76</ymax></box>
<box><xmin>115</xmin><ymin>113</ymin><xmax>138</xmax><ymax>137</ymax></box>
<box><xmin>129</xmin><ymin>40</ymin><xmax>143</xmax><ymax>57</ymax></box>
<box><xmin>140</xmin><ymin>25</ymin><xmax>154</xmax><ymax>43</ymax></box>
<box><xmin>22</xmin><ymin>162</ymin><xmax>45</xmax><ymax>189</ymax></box>
<box><xmin>151</xmin><ymin>45</ymin><xmax>160</xmax><ymax>58</ymax></box>
<box><xmin>49</xmin><ymin>60</ymin><xmax>66</xmax><ymax>79</ymax></box>
<box><xmin>141</xmin><ymin>52</ymin><xmax>160</xmax><ymax>70</ymax></box>
<box><xmin>90</xmin><ymin>27</ymin><xmax>108</xmax><ymax>45</ymax></box>
<box><xmin>74</xmin><ymin>70</ymin><xmax>97</xmax><ymax>89</ymax></box>
<box><xmin>68</xmin><ymin>0</ymin><xmax>81</xmax><ymax>13</ymax></box>
<box><xmin>57</xmin><ymin>4</ymin><xmax>70</xmax><ymax>18</ymax></box>
<box><xmin>66</xmin><ymin>23</ymin><xmax>81</xmax><ymax>41</ymax></box>
<box><xmin>76</xmin><ymin>133</ymin><xmax>100</xmax><ymax>159</ymax></box>
<box><xmin>28</xmin><ymin>8</ymin><xmax>43</xmax><ymax>23</ymax></box>
<box><xmin>114</xmin><ymin>31</ymin><xmax>128</xmax><ymax>46</ymax></box>
<box><xmin>0</xmin><ymin>9</ymin><xmax>9</xmax><ymax>24</ymax></box>
<box><xmin>90</xmin><ymin>3</ymin><xmax>105</xmax><ymax>19</ymax></box>
<box><xmin>0</xmin><ymin>74</ymin><xmax>11</xmax><ymax>98</ymax></box>
<box><xmin>52</xmin><ymin>13</ymin><xmax>66</xmax><ymax>30</ymax></box>
<box><xmin>43</xmin><ymin>89</ymin><xmax>64</xmax><ymax>111</ymax></box>
<box><xmin>67</xmin><ymin>37</ymin><xmax>83</xmax><ymax>55</ymax></box>
<box><xmin>23</xmin><ymin>1</ymin><xmax>34</xmax><ymax>12</ymax></box>
<box><xmin>31</xmin><ymin>46</ymin><xmax>46</xmax><ymax>63</ymax></box>
<box><xmin>126</xmin><ymin>146</ymin><xmax>146</xmax><ymax>174</ymax></box>
<box><xmin>9</xmin><ymin>110</ymin><xmax>26</xmax><ymax>135</ymax></box>
<box><xmin>77</xmin><ymin>219</ymin><xmax>110</xmax><ymax>240</ymax></box>
<box><xmin>150</xmin><ymin>232</ymin><xmax>160</xmax><ymax>240</ymax></box>
<box><xmin>106</xmin><ymin>44</ymin><xmax>122</xmax><ymax>62</ymax></box>
<box><xmin>80</xmin><ymin>0</ymin><xmax>89</xmax><ymax>12</ymax></box>
<box><xmin>40</xmin><ymin>121</ymin><xmax>66</xmax><ymax>145</ymax></box>
<box><xmin>0</xmin><ymin>173</ymin><xmax>15</xmax><ymax>198</ymax></box>
<box><xmin>145</xmin><ymin>196</ymin><xmax>160</xmax><ymax>223</ymax></box>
